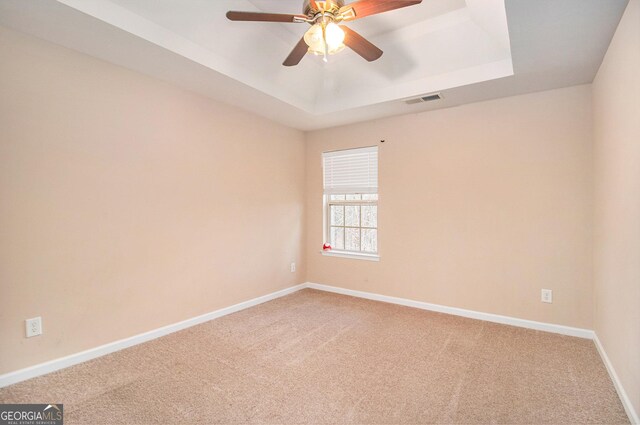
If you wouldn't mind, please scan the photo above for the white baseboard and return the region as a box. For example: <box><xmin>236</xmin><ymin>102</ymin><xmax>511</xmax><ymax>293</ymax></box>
<box><xmin>305</xmin><ymin>282</ymin><xmax>594</xmax><ymax>339</ymax></box>
<box><xmin>307</xmin><ymin>282</ymin><xmax>638</xmax><ymax>423</ymax></box>
<box><xmin>2</xmin><ymin>281</ymin><xmax>635</xmax><ymax>425</ymax></box>
<box><xmin>593</xmin><ymin>334</ymin><xmax>639</xmax><ymax>424</ymax></box>
<box><xmin>0</xmin><ymin>283</ymin><xmax>307</xmax><ymax>389</ymax></box>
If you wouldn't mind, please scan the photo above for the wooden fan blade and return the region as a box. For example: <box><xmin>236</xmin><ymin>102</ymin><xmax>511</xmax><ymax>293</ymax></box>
<box><xmin>283</xmin><ymin>37</ymin><xmax>309</xmax><ymax>66</ymax></box>
<box><xmin>342</xmin><ymin>26</ymin><xmax>383</xmax><ymax>62</ymax></box>
<box><xmin>339</xmin><ymin>0</ymin><xmax>422</xmax><ymax>21</ymax></box>
<box><xmin>309</xmin><ymin>0</ymin><xmax>319</xmax><ymax>11</ymax></box>
<box><xmin>226</xmin><ymin>11</ymin><xmax>307</xmax><ymax>23</ymax></box>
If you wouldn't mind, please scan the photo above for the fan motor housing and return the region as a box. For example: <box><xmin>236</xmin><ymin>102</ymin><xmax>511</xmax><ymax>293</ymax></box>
<box><xmin>303</xmin><ymin>0</ymin><xmax>345</xmax><ymax>16</ymax></box>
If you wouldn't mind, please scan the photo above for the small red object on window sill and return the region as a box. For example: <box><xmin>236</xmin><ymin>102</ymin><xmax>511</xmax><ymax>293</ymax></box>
<box><xmin>323</xmin><ymin>243</ymin><xmax>332</xmax><ymax>251</ymax></box>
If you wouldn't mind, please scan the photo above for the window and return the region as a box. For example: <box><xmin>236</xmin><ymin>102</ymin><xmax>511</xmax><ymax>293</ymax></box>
<box><xmin>323</xmin><ymin>147</ymin><xmax>378</xmax><ymax>258</ymax></box>
<box><xmin>327</xmin><ymin>194</ymin><xmax>378</xmax><ymax>253</ymax></box>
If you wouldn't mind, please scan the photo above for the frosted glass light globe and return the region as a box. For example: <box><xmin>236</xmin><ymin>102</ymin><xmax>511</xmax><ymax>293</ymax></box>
<box><xmin>304</xmin><ymin>22</ymin><xmax>346</xmax><ymax>56</ymax></box>
<box><xmin>324</xmin><ymin>22</ymin><xmax>345</xmax><ymax>50</ymax></box>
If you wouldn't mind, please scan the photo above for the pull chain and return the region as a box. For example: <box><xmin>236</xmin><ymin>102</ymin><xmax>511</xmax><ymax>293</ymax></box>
<box><xmin>321</xmin><ymin>14</ymin><xmax>328</xmax><ymax>62</ymax></box>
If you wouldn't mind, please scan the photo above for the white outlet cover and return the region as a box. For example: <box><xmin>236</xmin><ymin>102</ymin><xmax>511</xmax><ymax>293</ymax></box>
<box><xmin>541</xmin><ymin>289</ymin><xmax>553</xmax><ymax>304</ymax></box>
<box><xmin>290</xmin><ymin>262</ymin><xmax>296</xmax><ymax>273</ymax></box>
<box><xmin>26</xmin><ymin>316</ymin><xmax>42</xmax><ymax>337</ymax></box>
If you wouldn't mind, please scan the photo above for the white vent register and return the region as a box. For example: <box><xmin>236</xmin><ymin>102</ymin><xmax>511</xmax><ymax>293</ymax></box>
<box><xmin>405</xmin><ymin>93</ymin><xmax>443</xmax><ymax>104</ymax></box>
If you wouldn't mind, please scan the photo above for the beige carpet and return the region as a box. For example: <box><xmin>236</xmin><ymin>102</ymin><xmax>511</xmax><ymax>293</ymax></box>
<box><xmin>0</xmin><ymin>289</ymin><xmax>629</xmax><ymax>424</ymax></box>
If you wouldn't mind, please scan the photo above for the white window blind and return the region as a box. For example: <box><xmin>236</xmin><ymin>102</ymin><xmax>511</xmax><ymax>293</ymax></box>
<box><xmin>323</xmin><ymin>146</ymin><xmax>378</xmax><ymax>195</ymax></box>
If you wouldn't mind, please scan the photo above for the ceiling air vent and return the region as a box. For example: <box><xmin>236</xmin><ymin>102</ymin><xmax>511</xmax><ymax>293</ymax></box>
<box><xmin>405</xmin><ymin>93</ymin><xmax>443</xmax><ymax>105</ymax></box>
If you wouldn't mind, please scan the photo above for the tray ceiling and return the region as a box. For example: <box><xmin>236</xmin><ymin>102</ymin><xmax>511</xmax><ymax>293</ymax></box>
<box><xmin>0</xmin><ymin>0</ymin><xmax>628</xmax><ymax>130</ymax></box>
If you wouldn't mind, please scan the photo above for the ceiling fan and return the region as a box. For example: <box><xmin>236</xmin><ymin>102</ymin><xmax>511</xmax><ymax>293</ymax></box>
<box><xmin>226</xmin><ymin>0</ymin><xmax>422</xmax><ymax>66</ymax></box>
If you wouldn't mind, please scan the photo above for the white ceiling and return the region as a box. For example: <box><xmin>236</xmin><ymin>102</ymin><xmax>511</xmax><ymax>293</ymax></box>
<box><xmin>0</xmin><ymin>0</ymin><xmax>628</xmax><ymax>130</ymax></box>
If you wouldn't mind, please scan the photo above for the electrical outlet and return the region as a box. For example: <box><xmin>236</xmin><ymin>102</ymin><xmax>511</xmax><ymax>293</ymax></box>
<box><xmin>290</xmin><ymin>262</ymin><xmax>296</xmax><ymax>273</ymax></box>
<box><xmin>541</xmin><ymin>289</ymin><xmax>553</xmax><ymax>304</ymax></box>
<box><xmin>26</xmin><ymin>317</ymin><xmax>42</xmax><ymax>338</ymax></box>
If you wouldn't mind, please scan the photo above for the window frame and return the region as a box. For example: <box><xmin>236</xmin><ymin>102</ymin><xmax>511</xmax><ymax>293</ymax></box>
<box><xmin>323</xmin><ymin>193</ymin><xmax>379</xmax><ymax>260</ymax></box>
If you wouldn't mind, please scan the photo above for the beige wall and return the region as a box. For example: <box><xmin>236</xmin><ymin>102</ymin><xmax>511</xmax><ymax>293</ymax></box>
<box><xmin>306</xmin><ymin>85</ymin><xmax>594</xmax><ymax>329</ymax></box>
<box><xmin>0</xmin><ymin>27</ymin><xmax>306</xmax><ymax>374</ymax></box>
<box><xmin>593</xmin><ymin>0</ymin><xmax>640</xmax><ymax>417</ymax></box>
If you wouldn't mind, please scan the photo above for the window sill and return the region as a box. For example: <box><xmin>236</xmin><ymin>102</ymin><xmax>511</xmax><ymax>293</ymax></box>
<box><xmin>320</xmin><ymin>250</ymin><xmax>380</xmax><ymax>262</ymax></box>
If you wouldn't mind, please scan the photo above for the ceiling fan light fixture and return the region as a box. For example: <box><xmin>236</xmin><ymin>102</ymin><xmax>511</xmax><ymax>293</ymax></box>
<box><xmin>304</xmin><ymin>21</ymin><xmax>345</xmax><ymax>56</ymax></box>
<box><xmin>227</xmin><ymin>0</ymin><xmax>424</xmax><ymax>66</ymax></box>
